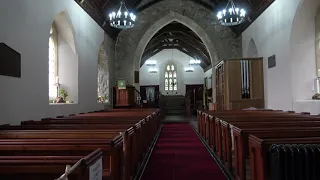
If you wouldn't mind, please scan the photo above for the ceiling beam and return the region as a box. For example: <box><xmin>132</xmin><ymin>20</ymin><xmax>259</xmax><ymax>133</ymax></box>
<box><xmin>136</xmin><ymin>0</ymin><xmax>166</xmax><ymax>12</ymax></box>
<box><xmin>174</xmin><ymin>39</ymin><xmax>210</xmax><ymax>65</ymax></box>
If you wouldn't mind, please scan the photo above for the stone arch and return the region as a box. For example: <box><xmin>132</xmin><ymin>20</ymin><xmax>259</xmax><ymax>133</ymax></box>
<box><xmin>97</xmin><ymin>41</ymin><xmax>110</xmax><ymax>103</ymax></box>
<box><xmin>133</xmin><ymin>11</ymin><xmax>217</xmax><ymax>74</ymax></box>
<box><xmin>289</xmin><ymin>0</ymin><xmax>320</xmax><ymax>100</ymax></box>
<box><xmin>49</xmin><ymin>10</ymin><xmax>79</xmax><ymax>103</ymax></box>
<box><xmin>247</xmin><ymin>38</ymin><xmax>258</xmax><ymax>57</ymax></box>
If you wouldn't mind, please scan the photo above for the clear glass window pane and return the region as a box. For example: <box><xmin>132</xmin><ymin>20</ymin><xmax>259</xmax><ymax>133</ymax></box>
<box><xmin>49</xmin><ymin>35</ymin><xmax>57</xmax><ymax>99</ymax></box>
<box><xmin>173</xmin><ymin>71</ymin><xmax>176</xmax><ymax>78</ymax></box>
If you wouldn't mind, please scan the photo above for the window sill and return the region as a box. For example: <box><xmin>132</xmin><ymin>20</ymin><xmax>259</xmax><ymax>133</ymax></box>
<box><xmin>49</xmin><ymin>103</ymin><xmax>77</xmax><ymax>105</ymax></box>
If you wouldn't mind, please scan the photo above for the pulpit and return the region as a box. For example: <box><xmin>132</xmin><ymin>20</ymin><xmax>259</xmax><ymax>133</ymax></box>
<box><xmin>115</xmin><ymin>85</ymin><xmax>135</xmax><ymax>107</ymax></box>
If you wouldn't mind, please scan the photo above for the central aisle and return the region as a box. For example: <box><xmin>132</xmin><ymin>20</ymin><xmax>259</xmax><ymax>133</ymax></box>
<box><xmin>141</xmin><ymin>123</ymin><xmax>226</xmax><ymax>180</ymax></box>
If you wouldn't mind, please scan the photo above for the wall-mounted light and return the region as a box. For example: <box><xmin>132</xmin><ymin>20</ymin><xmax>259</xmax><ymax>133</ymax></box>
<box><xmin>148</xmin><ymin>68</ymin><xmax>158</xmax><ymax>73</ymax></box>
<box><xmin>146</xmin><ymin>60</ymin><xmax>157</xmax><ymax>66</ymax></box>
<box><xmin>185</xmin><ymin>67</ymin><xmax>194</xmax><ymax>72</ymax></box>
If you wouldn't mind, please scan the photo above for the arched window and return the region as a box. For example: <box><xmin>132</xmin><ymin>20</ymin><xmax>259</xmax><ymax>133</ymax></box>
<box><xmin>49</xmin><ymin>25</ymin><xmax>58</xmax><ymax>100</ymax></box>
<box><xmin>165</xmin><ymin>64</ymin><xmax>177</xmax><ymax>91</ymax></box>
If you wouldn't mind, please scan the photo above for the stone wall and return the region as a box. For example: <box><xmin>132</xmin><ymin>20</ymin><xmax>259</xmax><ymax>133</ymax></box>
<box><xmin>105</xmin><ymin>34</ymin><xmax>116</xmax><ymax>106</ymax></box>
<box><xmin>115</xmin><ymin>0</ymin><xmax>242</xmax><ymax>85</ymax></box>
<box><xmin>97</xmin><ymin>34</ymin><xmax>115</xmax><ymax>105</ymax></box>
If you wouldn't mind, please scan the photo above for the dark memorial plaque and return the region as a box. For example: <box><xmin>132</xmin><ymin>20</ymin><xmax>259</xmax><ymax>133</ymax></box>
<box><xmin>0</xmin><ymin>43</ymin><xmax>21</xmax><ymax>77</ymax></box>
<box><xmin>268</xmin><ymin>54</ymin><xmax>276</xmax><ymax>69</ymax></box>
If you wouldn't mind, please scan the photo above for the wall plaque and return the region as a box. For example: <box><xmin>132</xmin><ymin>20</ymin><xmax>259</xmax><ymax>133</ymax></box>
<box><xmin>268</xmin><ymin>54</ymin><xmax>276</xmax><ymax>68</ymax></box>
<box><xmin>0</xmin><ymin>43</ymin><xmax>21</xmax><ymax>77</ymax></box>
<box><xmin>89</xmin><ymin>158</ymin><xmax>102</xmax><ymax>180</ymax></box>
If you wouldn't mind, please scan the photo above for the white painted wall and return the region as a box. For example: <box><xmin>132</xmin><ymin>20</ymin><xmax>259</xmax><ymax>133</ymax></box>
<box><xmin>140</xmin><ymin>49</ymin><xmax>204</xmax><ymax>95</ymax></box>
<box><xmin>0</xmin><ymin>0</ymin><xmax>105</xmax><ymax>125</ymax></box>
<box><xmin>204</xmin><ymin>68</ymin><xmax>212</xmax><ymax>89</ymax></box>
<box><xmin>242</xmin><ymin>0</ymin><xmax>320</xmax><ymax>111</ymax></box>
<box><xmin>58</xmin><ymin>34</ymin><xmax>78</xmax><ymax>103</ymax></box>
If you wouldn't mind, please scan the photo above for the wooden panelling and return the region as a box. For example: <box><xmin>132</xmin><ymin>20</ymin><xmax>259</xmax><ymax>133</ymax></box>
<box><xmin>228</xmin><ymin>60</ymin><xmax>242</xmax><ymax>101</ymax></box>
<box><xmin>250</xmin><ymin>59</ymin><xmax>264</xmax><ymax>99</ymax></box>
<box><xmin>215</xmin><ymin>58</ymin><xmax>265</xmax><ymax>110</ymax></box>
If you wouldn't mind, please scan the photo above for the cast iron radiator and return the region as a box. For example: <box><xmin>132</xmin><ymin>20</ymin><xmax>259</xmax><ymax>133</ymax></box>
<box><xmin>269</xmin><ymin>144</ymin><xmax>320</xmax><ymax>180</ymax></box>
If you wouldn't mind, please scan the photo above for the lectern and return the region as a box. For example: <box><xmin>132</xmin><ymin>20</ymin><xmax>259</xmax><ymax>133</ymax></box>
<box><xmin>115</xmin><ymin>85</ymin><xmax>135</xmax><ymax>107</ymax></box>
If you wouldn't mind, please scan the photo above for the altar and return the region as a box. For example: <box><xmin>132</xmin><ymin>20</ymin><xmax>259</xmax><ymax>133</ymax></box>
<box><xmin>293</xmin><ymin>100</ymin><xmax>320</xmax><ymax>114</ymax></box>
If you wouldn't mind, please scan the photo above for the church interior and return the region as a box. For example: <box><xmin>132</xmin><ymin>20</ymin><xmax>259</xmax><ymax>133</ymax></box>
<box><xmin>1</xmin><ymin>0</ymin><xmax>320</xmax><ymax>179</ymax></box>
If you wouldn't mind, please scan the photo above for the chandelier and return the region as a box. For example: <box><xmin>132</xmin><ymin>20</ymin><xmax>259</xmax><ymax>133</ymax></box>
<box><xmin>108</xmin><ymin>1</ymin><xmax>136</xmax><ymax>29</ymax></box>
<box><xmin>217</xmin><ymin>0</ymin><xmax>246</xmax><ymax>26</ymax></box>
<box><xmin>189</xmin><ymin>59</ymin><xmax>201</xmax><ymax>66</ymax></box>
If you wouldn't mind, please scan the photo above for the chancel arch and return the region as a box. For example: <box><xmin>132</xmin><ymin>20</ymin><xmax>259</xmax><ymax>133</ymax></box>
<box><xmin>133</xmin><ymin>12</ymin><xmax>216</xmax><ymax>74</ymax></box>
<box><xmin>97</xmin><ymin>41</ymin><xmax>110</xmax><ymax>104</ymax></box>
<box><xmin>48</xmin><ymin>10</ymin><xmax>79</xmax><ymax>104</ymax></box>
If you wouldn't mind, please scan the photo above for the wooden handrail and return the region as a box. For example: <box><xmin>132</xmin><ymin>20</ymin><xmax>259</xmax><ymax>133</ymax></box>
<box><xmin>55</xmin><ymin>158</ymin><xmax>84</xmax><ymax>180</ymax></box>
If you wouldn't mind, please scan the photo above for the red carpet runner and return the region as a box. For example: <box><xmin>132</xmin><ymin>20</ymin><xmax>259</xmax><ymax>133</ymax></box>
<box><xmin>141</xmin><ymin>123</ymin><xmax>226</xmax><ymax>180</ymax></box>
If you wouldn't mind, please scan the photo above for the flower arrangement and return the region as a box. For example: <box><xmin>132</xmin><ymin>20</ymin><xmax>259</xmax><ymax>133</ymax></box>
<box><xmin>312</xmin><ymin>93</ymin><xmax>320</xmax><ymax>100</ymax></box>
<box><xmin>59</xmin><ymin>89</ymin><xmax>68</xmax><ymax>102</ymax></box>
<box><xmin>97</xmin><ymin>96</ymin><xmax>109</xmax><ymax>103</ymax></box>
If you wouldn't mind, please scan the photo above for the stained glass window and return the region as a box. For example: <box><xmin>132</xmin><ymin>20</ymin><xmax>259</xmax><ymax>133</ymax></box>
<box><xmin>164</xmin><ymin>64</ymin><xmax>177</xmax><ymax>91</ymax></box>
<box><xmin>165</xmin><ymin>79</ymin><xmax>168</xmax><ymax>91</ymax></box>
<box><xmin>49</xmin><ymin>25</ymin><xmax>58</xmax><ymax>100</ymax></box>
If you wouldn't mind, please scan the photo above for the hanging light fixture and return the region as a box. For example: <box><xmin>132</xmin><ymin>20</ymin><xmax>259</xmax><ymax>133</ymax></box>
<box><xmin>189</xmin><ymin>59</ymin><xmax>201</xmax><ymax>66</ymax></box>
<box><xmin>217</xmin><ymin>0</ymin><xmax>246</xmax><ymax>26</ymax></box>
<box><xmin>108</xmin><ymin>1</ymin><xmax>136</xmax><ymax>29</ymax></box>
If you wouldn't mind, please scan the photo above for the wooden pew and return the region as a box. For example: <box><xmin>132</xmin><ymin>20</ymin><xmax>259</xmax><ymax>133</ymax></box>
<box><xmin>197</xmin><ymin>110</ymin><xmax>320</xmax><ymax>180</ymax></box>
<box><xmin>248</xmin><ymin>136</ymin><xmax>320</xmax><ymax>180</ymax></box>
<box><xmin>0</xmin><ymin>148</ymin><xmax>103</xmax><ymax>180</ymax></box>
<box><xmin>0</xmin><ymin>109</ymin><xmax>161</xmax><ymax>180</ymax></box>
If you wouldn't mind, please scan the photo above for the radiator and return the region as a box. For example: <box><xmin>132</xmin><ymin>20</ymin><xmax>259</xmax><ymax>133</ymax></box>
<box><xmin>269</xmin><ymin>144</ymin><xmax>320</xmax><ymax>180</ymax></box>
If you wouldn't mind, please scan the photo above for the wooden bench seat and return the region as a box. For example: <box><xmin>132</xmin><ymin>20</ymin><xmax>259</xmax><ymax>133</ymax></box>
<box><xmin>197</xmin><ymin>109</ymin><xmax>320</xmax><ymax>180</ymax></box>
<box><xmin>0</xmin><ymin>109</ymin><xmax>161</xmax><ymax>180</ymax></box>
<box><xmin>0</xmin><ymin>148</ymin><xmax>103</xmax><ymax>180</ymax></box>
<box><xmin>231</xmin><ymin>127</ymin><xmax>320</xmax><ymax>180</ymax></box>
<box><xmin>0</xmin><ymin>140</ymin><xmax>116</xmax><ymax>179</ymax></box>
<box><xmin>248</xmin><ymin>136</ymin><xmax>320</xmax><ymax>180</ymax></box>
